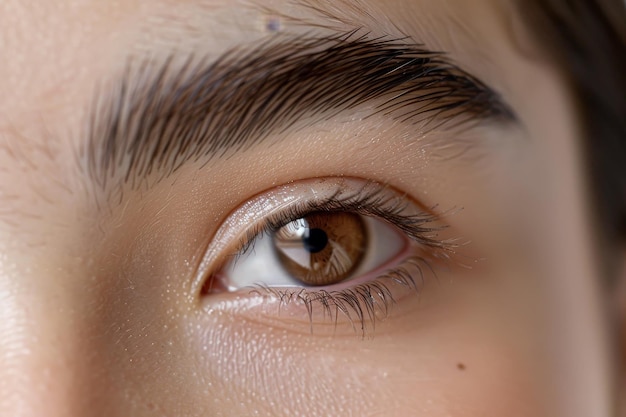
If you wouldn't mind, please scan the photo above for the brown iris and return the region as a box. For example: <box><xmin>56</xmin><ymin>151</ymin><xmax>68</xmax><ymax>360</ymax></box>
<box><xmin>272</xmin><ymin>212</ymin><xmax>367</xmax><ymax>286</ymax></box>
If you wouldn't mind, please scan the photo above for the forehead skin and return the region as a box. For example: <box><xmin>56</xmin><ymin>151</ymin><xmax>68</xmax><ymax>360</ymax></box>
<box><xmin>0</xmin><ymin>1</ymin><xmax>612</xmax><ymax>416</ymax></box>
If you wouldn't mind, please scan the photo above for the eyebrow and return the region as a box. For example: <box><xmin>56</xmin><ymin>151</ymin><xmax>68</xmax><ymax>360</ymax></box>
<box><xmin>86</xmin><ymin>31</ymin><xmax>515</xmax><ymax>188</ymax></box>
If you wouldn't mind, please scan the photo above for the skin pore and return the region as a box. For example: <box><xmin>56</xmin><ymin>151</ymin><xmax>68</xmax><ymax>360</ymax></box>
<box><xmin>0</xmin><ymin>0</ymin><xmax>613</xmax><ymax>416</ymax></box>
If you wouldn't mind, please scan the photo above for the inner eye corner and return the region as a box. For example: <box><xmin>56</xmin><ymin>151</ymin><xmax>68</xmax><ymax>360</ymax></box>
<box><xmin>198</xmin><ymin>248</ymin><xmax>244</xmax><ymax>297</ymax></box>
<box><xmin>200</xmin><ymin>272</ymin><xmax>223</xmax><ymax>296</ymax></box>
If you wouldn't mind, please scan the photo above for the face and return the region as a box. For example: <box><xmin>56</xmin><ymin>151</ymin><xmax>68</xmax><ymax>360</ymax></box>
<box><xmin>0</xmin><ymin>0</ymin><xmax>613</xmax><ymax>416</ymax></box>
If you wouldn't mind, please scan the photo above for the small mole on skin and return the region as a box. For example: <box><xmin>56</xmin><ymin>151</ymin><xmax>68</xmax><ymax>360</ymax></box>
<box><xmin>265</xmin><ymin>16</ymin><xmax>282</xmax><ymax>33</ymax></box>
<box><xmin>457</xmin><ymin>363</ymin><xmax>466</xmax><ymax>371</ymax></box>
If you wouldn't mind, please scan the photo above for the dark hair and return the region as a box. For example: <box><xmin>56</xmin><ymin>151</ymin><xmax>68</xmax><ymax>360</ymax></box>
<box><xmin>525</xmin><ymin>1</ymin><xmax>626</xmax><ymax>409</ymax></box>
<box><xmin>522</xmin><ymin>0</ymin><xmax>626</xmax><ymax>277</ymax></box>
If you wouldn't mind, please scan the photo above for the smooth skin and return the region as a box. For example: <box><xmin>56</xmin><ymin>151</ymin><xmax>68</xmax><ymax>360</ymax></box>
<box><xmin>0</xmin><ymin>1</ymin><xmax>613</xmax><ymax>416</ymax></box>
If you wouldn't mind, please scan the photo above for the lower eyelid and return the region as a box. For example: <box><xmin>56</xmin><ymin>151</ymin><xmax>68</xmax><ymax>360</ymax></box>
<box><xmin>212</xmin><ymin>251</ymin><xmax>438</xmax><ymax>337</ymax></box>
<box><xmin>201</xmin><ymin>240</ymin><xmax>440</xmax><ymax>337</ymax></box>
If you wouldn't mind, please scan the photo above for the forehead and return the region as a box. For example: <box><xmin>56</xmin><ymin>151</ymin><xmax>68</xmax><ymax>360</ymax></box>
<box><xmin>0</xmin><ymin>0</ymin><xmax>518</xmax><ymax>118</ymax></box>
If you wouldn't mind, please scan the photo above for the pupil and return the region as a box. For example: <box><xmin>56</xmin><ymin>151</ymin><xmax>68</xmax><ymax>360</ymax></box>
<box><xmin>303</xmin><ymin>228</ymin><xmax>328</xmax><ymax>253</ymax></box>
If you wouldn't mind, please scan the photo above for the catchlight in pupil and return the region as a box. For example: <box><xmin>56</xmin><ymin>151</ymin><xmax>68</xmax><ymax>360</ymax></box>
<box><xmin>272</xmin><ymin>212</ymin><xmax>367</xmax><ymax>286</ymax></box>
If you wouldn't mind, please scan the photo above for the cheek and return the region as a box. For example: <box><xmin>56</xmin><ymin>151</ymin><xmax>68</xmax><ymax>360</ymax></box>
<box><xmin>185</xmin><ymin>273</ymin><xmax>554</xmax><ymax>417</ymax></box>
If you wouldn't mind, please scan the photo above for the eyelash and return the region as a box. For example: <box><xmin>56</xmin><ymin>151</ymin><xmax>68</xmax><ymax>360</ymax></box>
<box><xmin>235</xmin><ymin>183</ymin><xmax>451</xmax><ymax>256</ymax></box>
<box><xmin>205</xmin><ymin>182</ymin><xmax>455</xmax><ymax>335</ymax></box>
<box><xmin>248</xmin><ymin>254</ymin><xmax>437</xmax><ymax>335</ymax></box>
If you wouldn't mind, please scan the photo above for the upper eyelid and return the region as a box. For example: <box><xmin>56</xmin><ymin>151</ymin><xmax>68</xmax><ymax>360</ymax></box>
<box><xmin>229</xmin><ymin>180</ymin><xmax>448</xmax><ymax>261</ymax></box>
<box><xmin>86</xmin><ymin>30</ymin><xmax>516</xmax><ymax>191</ymax></box>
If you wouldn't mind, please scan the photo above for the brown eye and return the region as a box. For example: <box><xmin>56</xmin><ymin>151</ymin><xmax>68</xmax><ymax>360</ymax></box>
<box><xmin>272</xmin><ymin>212</ymin><xmax>368</xmax><ymax>286</ymax></box>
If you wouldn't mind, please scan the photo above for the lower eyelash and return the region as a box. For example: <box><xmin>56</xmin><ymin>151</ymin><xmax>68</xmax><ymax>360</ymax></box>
<box><xmin>248</xmin><ymin>254</ymin><xmax>437</xmax><ymax>337</ymax></box>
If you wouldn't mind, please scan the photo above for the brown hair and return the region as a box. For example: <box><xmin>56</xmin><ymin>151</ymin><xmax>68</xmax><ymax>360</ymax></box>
<box><xmin>523</xmin><ymin>1</ymin><xmax>626</xmax><ymax>409</ymax></box>
<box><xmin>522</xmin><ymin>0</ymin><xmax>626</xmax><ymax>270</ymax></box>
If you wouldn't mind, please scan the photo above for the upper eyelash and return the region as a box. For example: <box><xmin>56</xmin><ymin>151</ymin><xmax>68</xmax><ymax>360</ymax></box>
<box><xmin>233</xmin><ymin>181</ymin><xmax>455</xmax><ymax>264</ymax></box>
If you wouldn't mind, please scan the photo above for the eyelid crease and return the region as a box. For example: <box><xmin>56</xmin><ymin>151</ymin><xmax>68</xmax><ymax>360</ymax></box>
<box><xmin>87</xmin><ymin>29</ymin><xmax>516</xmax><ymax>190</ymax></box>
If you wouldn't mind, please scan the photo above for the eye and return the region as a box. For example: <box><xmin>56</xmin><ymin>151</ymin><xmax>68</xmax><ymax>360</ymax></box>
<box><xmin>217</xmin><ymin>211</ymin><xmax>407</xmax><ymax>291</ymax></box>
<box><xmin>197</xmin><ymin>178</ymin><xmax>452</xmax><ymax>335</ymax></box>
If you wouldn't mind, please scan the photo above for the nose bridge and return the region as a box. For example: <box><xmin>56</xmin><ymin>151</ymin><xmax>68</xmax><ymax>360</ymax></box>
<box><xmin>0</xmin><ymin>282</ymin><xmax>90</xmax><ymax>417</ymax></box>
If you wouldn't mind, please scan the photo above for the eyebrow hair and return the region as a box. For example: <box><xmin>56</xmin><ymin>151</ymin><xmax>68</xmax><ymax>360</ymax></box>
<box><xmin>86</xmin><ymin>31</ymin><xmax>515</xmax><ymax>188</ymax></box>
